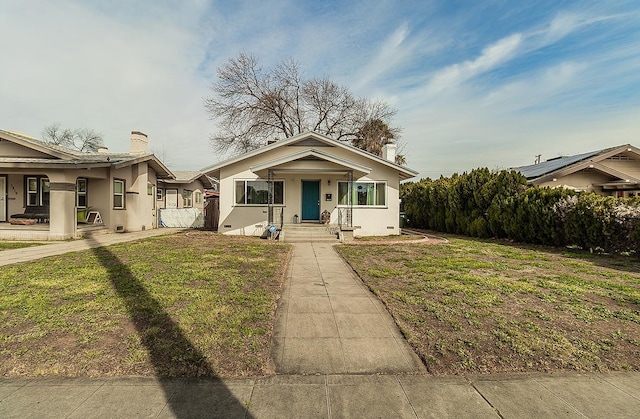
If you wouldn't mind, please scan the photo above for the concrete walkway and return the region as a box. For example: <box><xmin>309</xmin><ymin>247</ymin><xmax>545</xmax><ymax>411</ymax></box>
<box><xmin>1</xmin><ymin>372</ymin><xmax>638</xmax><ymax>418</ymax></box>
<box><xmin>272</xmin><ymin>242</ymin><xmax>424</xmax><ymax>374</ymax></box>
<box><xmin>0</xmin><ymin>228</ymin><xmax>184</xmax><ymax>266</ymax></box>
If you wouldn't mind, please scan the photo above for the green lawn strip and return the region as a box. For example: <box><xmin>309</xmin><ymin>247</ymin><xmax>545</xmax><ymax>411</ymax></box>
<box><xmin>0</xmin><ymin>242</ymin><xmax>46</xmax><ymax>251</ymax></box>
<box><xmin>0</xmin><ymin>232</ymin><xmax>290</xmax><ymax>377</ymax></box>
<box><xmin>337</xmin><ymin>237</ymin><xmax>640</xmax><ymax>375</ymax></box>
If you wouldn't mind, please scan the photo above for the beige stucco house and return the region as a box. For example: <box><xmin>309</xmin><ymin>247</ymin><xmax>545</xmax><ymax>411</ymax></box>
<box><xmin>513</xmin><ymin>144</ymin><xmax>640</xmax><ymax>198</ymax></box>
<box><xmin>202</xmin><ymin>131</ymin><xmax>418</xmax><ymax>238</ymax></box>
<box><xmin>0</xmin><ymin>129</ymin><xmax>206</xmax><ymax>240</ymax></box>
<box><xmin>157</xmin><ymin>171</ymin><xmax>208</xmax><ymax>228</ymax></box>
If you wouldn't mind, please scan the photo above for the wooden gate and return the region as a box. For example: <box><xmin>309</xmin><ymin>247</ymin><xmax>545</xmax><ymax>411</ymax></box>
<box><xmin>204</xmin><ymin>197</ymin><xmax>219</xmax><ymax>230</ymax></box>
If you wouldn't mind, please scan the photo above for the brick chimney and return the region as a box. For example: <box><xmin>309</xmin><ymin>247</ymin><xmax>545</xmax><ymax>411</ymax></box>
<box><xmin>130</xmin><ymin>131</ymin><xmax>148</xmax><ymax>154</ymax></box>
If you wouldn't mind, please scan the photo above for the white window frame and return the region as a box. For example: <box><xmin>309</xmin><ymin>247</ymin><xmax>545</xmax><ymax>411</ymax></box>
<box><xmin>195</xmin><ymin>190</ymin><xmax>203</xmax><ymax>205</ymax></box>
<box><xmin>165</xmin><ymin>188</ymin><xmax>178</xmax><ymax>209</ymax></box>
<box><xmin>337</xmin><ymin>181</ymin><xmax>387</xmax><ymax>207</ymax></box>
<box><xmin>183</xmin><ymin>189</ymin><xmax>193</xmax><ymax>208</ymax></box>
<box><xmin>234</xmin><ymin>179</ymin><xmax>284</xmax><ymax>206</ymax></box>
<box><xmin>25</xmin><ymin>176</ymin><xmax>50</xmax><ymax>206</ymax></box>
<box><xmin>26</xmin><ymin>177</ymin><xmax>38</xmax><ymax>206</ymax></box>
<box><xmin>113</xmin><ymin>179</ymin><xmax>125</xmax><ymax>209</ymax></box>
<box><xmin>157</xmin><ymin>187</ymin><xmax>164</xmax><ymax>201</ymax></box>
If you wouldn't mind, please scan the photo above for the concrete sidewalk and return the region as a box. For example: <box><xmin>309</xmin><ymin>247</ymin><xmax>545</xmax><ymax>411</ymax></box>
<box><xmin>1</xmin><ymin>372</ymin><xmax>638</xmax><ymax>418</ymax></box>
<box><xmin>272</xmin><ymin>242</ymin><xmax>424</xmax><ymax>374</ymax></box>
<box><xmin>0</xmin><ymin>228</ymin><xmax>184</xmax><ymax>266</ymax></box>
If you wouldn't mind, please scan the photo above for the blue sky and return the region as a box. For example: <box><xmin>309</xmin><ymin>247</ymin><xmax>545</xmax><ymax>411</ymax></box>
<box><xmin>1</xmin><ymin>0</ymin><xmax>639</xmax><ymax>178</ymax></box>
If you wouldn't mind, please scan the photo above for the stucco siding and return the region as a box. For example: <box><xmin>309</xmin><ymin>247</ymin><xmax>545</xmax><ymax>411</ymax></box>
<box><xmin>603</xmin><ymin>159</ymin><xmax>640</xmax><ymax>179</ymax></box>
<box><xmin>216</xmin><ymin>140</ymin><xmax>407</xmax><ymax>237</ymax></box>
<box><xmin>0</xmin><ymin>141</ymin><xmax>53</xmax><ymax>158</ymax></box>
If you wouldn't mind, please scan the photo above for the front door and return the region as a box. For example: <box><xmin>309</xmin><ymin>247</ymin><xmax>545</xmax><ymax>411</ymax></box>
<box><xmin>301</xmin><ymin>180</ymin><xmax>320</xmax><ymax>222</ymax></box>
<box><xmin>0</xmin><ymin>176</ymin><xmax>6</xmax><ymax>221</ymax></box>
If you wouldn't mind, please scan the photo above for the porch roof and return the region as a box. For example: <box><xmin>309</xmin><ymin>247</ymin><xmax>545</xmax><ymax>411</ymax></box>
<box><xmin>0</xmin><ymin>129</ymin><xmax>173</xmax><ymax>178</ymax></box>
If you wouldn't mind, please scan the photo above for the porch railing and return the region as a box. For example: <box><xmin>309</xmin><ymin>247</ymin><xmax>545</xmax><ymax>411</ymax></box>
<box><xmin>337</xmin><ymin>207</ymin><xmax>352</xmax><ymax>230</ymax></box>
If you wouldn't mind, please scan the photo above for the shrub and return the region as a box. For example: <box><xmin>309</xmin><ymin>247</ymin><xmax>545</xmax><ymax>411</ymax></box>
<box><xmin>401</xmin><ymin>169</ymin><xmax>640</xmax><ymax>255</ymax></box>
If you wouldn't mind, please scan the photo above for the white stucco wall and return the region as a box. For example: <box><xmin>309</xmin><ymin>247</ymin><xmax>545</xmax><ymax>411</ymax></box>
<box><xmin>216</xmin><ymin>141</ymin><xmax>407</xmax><ymax>237</ymax></box>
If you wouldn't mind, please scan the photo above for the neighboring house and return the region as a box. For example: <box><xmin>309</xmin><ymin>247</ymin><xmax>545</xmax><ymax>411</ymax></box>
<box><xmin>513</xmin><ymin>144</ymin><xmax>640</xmax><ymax>198</ymax></box>
<box><xmin>157</xmin><ymin>171</ymin><xmax>207</xmax><ymax>228</ymax></box>
<box><xmin>0</xmin><ymin>129</ymin><xmax>206</xmax><ymax>240</ymax></box>
<box><xmin>202</xmin><ymin>131</ymin><xmax>418</xmax><ymax>237</ymax></box>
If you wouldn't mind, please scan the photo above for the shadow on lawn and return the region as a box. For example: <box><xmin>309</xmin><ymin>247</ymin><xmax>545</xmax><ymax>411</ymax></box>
<box><xmin>90</xmin><ymin>241</ymin><xmax>254</xmax><ymax>418</ymax></box>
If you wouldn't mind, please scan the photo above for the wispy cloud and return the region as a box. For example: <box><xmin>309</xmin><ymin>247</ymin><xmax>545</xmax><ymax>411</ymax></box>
<box><xmin>353</xmin><ymin>23</ymin><xmax>412</xmax><ymax>90</ymax></box>
<box><xmin>426</xmin><ymin>33</ymin><xmax>523</xmax><ymax>95</ymax></box>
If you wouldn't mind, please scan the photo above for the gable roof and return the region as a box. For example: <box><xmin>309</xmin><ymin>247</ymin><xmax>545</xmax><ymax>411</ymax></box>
<box><xmin>250</xmin><ymin>148</ymin><xmax>372</xmax><ymax>175</ymax></box>
<box><xmin>202</xmin><ymin>131</ymin><xmax>418</xmax><ymax>180</ymax></box>
<box><xmin>512</xmin><ymin>144</ymin><xmax>640</xmax><ymax>184</ymax></box>
<box><xmin>0</xmin><ymin>129</ymin><xmax>174</xmax><ymax>178</ymax></box>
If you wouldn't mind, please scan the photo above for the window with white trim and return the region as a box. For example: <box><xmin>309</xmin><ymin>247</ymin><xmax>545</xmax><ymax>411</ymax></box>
<box><xmin>157</xmin><ymin>188</ymin><xmax>164</xmax><ymax>201</ymax></box>
<box><xmin>235</xmin><ymin>180</ymin><xmax>284</xmax><ymax>205</ymax></box>
<box><xmin>338</xmin><ymin>181</ymin><xmax>386</xmax><ymax>206</ymax></box>
<box><xmin>195</xmin><ymin>191</ymin><xmax>203</xmax><ymax>205</ymax></box>
<box><xmin>27</xmin><ymin>177</ymin><xmax>38</xmax><ymax>206</ymax></box>
<box><xmin>25</xmin><ymin>176</ymin><xmax>49</xmax><ymax>206</ymax></box>
<box><xmin>183</xmin><ymin>190</ymin><xmax>193</xmax><ymax>208</ymax></box>
<box><xmin>113</xmin><ymin>179</ymin><xmax>125</xmax><ymax>209</ymax></box>
<box><xmin>166</xmin><ymin>189</ymin><xmax>178</xmax><ymax>208</ymax></box>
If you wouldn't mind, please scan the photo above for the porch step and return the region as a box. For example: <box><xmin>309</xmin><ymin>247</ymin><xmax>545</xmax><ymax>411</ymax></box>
<box><xmin>76</xmin><ymin>226</ymin><xmax>113</xmax><ymax>239</ymax></box>
<box><xmin>281</xmin><ymin>223</ymin><xmax>339</xmax><ymax>243</ymax></box>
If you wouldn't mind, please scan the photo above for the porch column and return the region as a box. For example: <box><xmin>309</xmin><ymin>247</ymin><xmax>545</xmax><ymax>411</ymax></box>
<box><xmin>49</xmin><ymin>182</ymin><xmax>76</xmax><ymax>240</ymax></box>
<box><xmin>267</xmin><ymin>169</ymin><xmax>274</xmax><ymax>225</ymax></box>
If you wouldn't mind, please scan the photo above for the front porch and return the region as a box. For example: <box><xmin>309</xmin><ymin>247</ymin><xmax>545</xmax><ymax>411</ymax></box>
<box><xmin>0</xmin><ymin>222</ymin><xmax>111</xmax><ymax>241</ymax></box>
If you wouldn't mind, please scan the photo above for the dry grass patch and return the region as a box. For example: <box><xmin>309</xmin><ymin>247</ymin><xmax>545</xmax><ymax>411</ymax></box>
<box><xmin>337</xmin><ymin>236</ymin><xmax>640</xmax><ymax>375</ymax></box>
<box><xmin>0</xmin><ymin>231</ymin><xmax>290</xmax><ymax>377</ymax></box>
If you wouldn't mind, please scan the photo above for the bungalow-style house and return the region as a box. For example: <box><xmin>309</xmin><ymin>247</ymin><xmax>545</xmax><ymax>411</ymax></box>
<box><xmin>513</xmin><ymin>144</ymin><xmax>640</xmax><ymax>198</ymax></box>
<box><xmin>157</xmin><ymin>171</ymin><xmax>208</xmax><ymax>228</ymax></box>
<box><xmin>202</xmin><ymin>131</ymin><xmax>418</xmax><ymax>237</ymax></box>
<box><xmin>0</xmin><ymin>129</ymin><xmax>207</xmax><ymax>240</ymax></box>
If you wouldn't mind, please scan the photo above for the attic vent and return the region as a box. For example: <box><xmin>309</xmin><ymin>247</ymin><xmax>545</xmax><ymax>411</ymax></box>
<box><xmin>607</xmin><ymin>155</ymin><xmax>634</xmax><ymax>161</ymax></box>
<box><xmin>289</xmin><ymin>138</ymin><xmax>332</xmax><ymax>147</ymax></box>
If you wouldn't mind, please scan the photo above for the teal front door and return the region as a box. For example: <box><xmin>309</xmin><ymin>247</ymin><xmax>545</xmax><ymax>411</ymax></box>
<box><xmin>301</xmin><ymin>180</ymin><xmax>320</xmax><ymax>221</ymax></box>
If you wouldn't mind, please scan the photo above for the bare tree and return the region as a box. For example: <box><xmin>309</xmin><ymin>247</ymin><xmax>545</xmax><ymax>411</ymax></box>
<box><xmin>42</xmin><ymin>124</ymin><xmax>104</xmax><ymax>152</ymax></box>
<box><xmin>205</xmin><ymin>53</ymin><xmax>400</xmax><ymax>154</ymax></box>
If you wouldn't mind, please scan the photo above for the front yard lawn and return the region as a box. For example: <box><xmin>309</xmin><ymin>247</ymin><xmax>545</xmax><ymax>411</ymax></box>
<box><xmin>0</xmin><ymin>231</ymin><xmax>290</xmax><ymax>377</ymax></box>
<box><xmin>337</xmin><ymin>236</ymin><xmax>640</xmax><ymax>375</ymax></box>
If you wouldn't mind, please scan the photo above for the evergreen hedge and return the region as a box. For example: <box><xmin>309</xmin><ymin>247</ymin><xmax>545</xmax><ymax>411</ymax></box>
<box><xmin>401</xmin><ymin>169</ymin><xmax>640</xmax><ymax>255</ymax></box>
